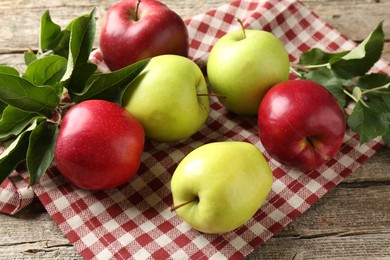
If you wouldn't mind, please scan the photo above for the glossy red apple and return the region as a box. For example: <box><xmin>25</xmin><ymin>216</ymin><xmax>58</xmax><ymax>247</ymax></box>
<box><xmin>100</xmin><ymin>0</ymin><xmax>189</xmax><ymax>71</ymax></box>
<box><xmin>258</xmin><ymin>80</ymin><xmax>346</xmax><ymax>172</ymax></box>
<box><xmin>54</xmin><ymin>100</ymin><xmax>145</xmax><ymax>190</ymax></box>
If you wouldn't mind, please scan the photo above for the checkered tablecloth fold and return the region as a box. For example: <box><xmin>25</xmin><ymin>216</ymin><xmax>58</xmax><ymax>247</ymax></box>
<box><xmin>0</xmin><ymin>169</ymin><xmax>35</xmax><ymax>215</ymax></box>
<box><xmin>1</xmin><ymin>0</ymin><xmax>389</xmax><ymax>259</ymax></box>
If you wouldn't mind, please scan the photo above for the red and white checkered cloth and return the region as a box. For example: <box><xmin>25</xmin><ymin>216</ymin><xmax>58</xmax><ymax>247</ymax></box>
<box><xmin>1</xmin><ymin>0</ymin><xmax>390</xmax><ymax>258</ymax></box>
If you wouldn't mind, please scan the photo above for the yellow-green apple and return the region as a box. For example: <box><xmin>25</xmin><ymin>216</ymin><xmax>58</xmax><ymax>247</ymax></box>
<box><xmin>258</xmin><ymin>79</ymin><xmax>346</xmax><ymax>172</ymax></box>
<box><xmin>122</xmin><ymin>54</ymin><xmax>210</xmax><ymax>142</ymax></box>
<box><xmin>54</xmin><ymin>100</ymin><xmax>145</xmax><ymax>190</ymax></box>
<box><xmin>207</xmin><ymin>24</ymin><xmax>290</xmax><ymax>115</ymax></box>
<box><xmin>100</xmin><ymin>0</ymin><xmax>189</xmax><ymax>71</ymax></box>
<box><xmin>170</xmin><ymin>141</ymin><xmax>273</xmax><ymax>234</ymax></box>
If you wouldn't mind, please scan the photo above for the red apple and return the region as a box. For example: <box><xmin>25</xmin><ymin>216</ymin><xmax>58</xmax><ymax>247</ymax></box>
<box><xmin>100</xmin><ymin>0</ymin><xmax>189</xmax><ymax>71</ymax></box>
<box><xmin>258</xmin><ymin>80</ymin><xmax>346</xmax><ymax>172</ymax></box>
<box><xmin>54</xmin><ymin>100</ymin><xmax>145</xmax><ymax>190</ymax></box>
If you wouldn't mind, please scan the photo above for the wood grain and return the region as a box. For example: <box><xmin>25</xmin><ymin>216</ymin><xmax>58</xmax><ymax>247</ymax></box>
<box><xmin>0</xmin><ymin>0</ymin><xmax>389</xmax><ymax>51</ymax></box>
<box><xmin>0</xmin><ymin>0</ymin><xmax>389</xmax><ymax>259</ymax></box>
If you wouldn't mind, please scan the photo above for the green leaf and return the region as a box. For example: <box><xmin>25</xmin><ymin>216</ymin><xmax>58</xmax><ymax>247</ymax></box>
<box><xmin>0</xmin><ymin>120</ymin><xmax>38</xmax><ymax>185</ymax></box>
<box><xmin>40</xmin><ymin>10</ymin><xmax>62</xmax><ymax>52</ymax></box>
<box><xmin>44</xmin><ymin>29</ymin><xmax>72</xmax><ymax>58</ymax></box>
<box><xmin>0</xmin><ymin>101</ymin><xmax>6</xmax><ymax>117</ymax></box>
<box><xmin>357</xmin><ymin>73</ymin><xmax>390</xmax><ymax>90</ymax></box>
<box><xmin>23</xmin><ymin>55</ymin><xmax>67</xmax><ymax>87</ymax></box>
<box><xmin>70</xmin><ymin>59</ymin><xmax>150</xmax><ymax>104</ymax></box>
<box><xmin>381</xmin><ymin>129</ymin><xmax>390</xmax><ymax>146</ymax></box>
<box><xmin>347</xmin><ymin>95</ymin><xmax>390</xmax><ymax>144</ymax></box>
<box><xmin>296</xmin><ymin>22</ymin><xmax>388</xmax><ymax>146</ymax></box>
<box><xmin>299</xmin><ymin>48</ymin><xmax>348</xmax><ymax>66</ymax></box>
<box><xmin>39</xmin><ymin>10</ymin><xmax>73</xmax><ymax>58</ymax></box>
<box><xmin>27</xmin><ymin>121</ymin><xmax>58</xmax><ymax>186</ymax></box>
<box><xmin>356</xmin><ymin>73</ymin><xmax>390</xmax><ymax>108</ymax></box>
<box><xmin>0</xmin><ymin>105</ymin><xmax>41</xmax><ymax>140</ymax></box>
<box><xmin>0</xmin><ymin>69</ymin><xmax>13</xmax><ymax>117</ymax></box>
<box><xmin>331</xmin><ymin>21</ymin><xmax>385</xmax><ymax>79</ymax></box>
<box><xmin>304</xmin><ymin>67</ymin><xmax>347</xmax><ymax>107</ymax></box>
<box><xmin>62</xmin><ymin>9</ymin><xmax>97</xmax><ymax>92</ymax></box>
<box><xmin>0</xmin><ymin>134</ymin><xmax>29</xmax><ymax>184</ymax></box>
<box><xmin>0</xmin><ymin>65</ymin><xmax>19</xmax><ymax>76</ymax></box>
<box><xmin>24</xmin><ymin>51</ymin><xmax>37</xmax><ymax>66</ymax></box>
<box><xmin>0</xmin><ymin>73</ymin><xmax>60</xmax><ymax>117</ymax></box>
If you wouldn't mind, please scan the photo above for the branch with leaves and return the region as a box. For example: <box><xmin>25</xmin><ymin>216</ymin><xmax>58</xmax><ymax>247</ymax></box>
<box><xmin>0</xmin><ymin>9</ymin><xmax>149</xmax><ymax>186</ymax></box>
<box><xmin>291</xmin><ymin>21</ymin><xmax>390</xmax><ymax>145</ymax></box>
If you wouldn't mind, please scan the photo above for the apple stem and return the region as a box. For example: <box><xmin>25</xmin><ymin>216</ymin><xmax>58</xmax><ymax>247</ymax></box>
<box><xmin>170</xmin><ymin>198</ymin><xmax>198</xmax><ymax>212</ymax></box>
<box><xmin>306</xmin><ymin>137</ymin><xmax>331</xmax><ymax>161</ymax></box>
<box><xmin>236</xmin><ymin>18</ymin><xmax>246</xmax><ymax>39</ymax></box>
<box><xmin>135</xmin><ymin>0</ymin><xmax>142</xmax><ymax>21</ymax></box>
<box><xmin>197</xmin><ymin>93</ymin><xmax>227</xmax><ymax>99</ymax></box>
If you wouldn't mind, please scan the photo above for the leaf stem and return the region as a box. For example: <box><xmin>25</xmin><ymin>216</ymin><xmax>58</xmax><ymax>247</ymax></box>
<box><xmin>289</xmin><ymin>66</ymin><xmax>304</xmax><ymax>78</ymax></box>
<box><xmin>59</xmin><ymin>101</ymin><xmax>76</xmax><ymax>110</ymax></box>
<box><xmin>37</xmin><ymin>49</ymin><xmax>54</xmax><ymax>59</ymax></box>
<box><xmin>290</xmin><ymin>62</ymin><xmax>331</xmax><ymax>71</ymax></box>
<box><xmin>343</xmin><ymin>88</ymin><xmax>369</xmax><ymax>108</ymax></box>
<box><xmin>361</xmin><ymin>83</ymin><xmax>390</xmax><ymax>95</ymax></box>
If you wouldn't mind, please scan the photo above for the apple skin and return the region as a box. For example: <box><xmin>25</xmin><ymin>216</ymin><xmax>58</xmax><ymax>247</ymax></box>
<box><xmin>54</xmin><ymin>100</ymin><xmax>145</xmax><ymax>190</ymax></box>
<box><xmin>207</xmin><ymin>29</ymin><xmax>290</xmax><ymax>115</ymax></box>
<box><xmin>258</xmin><ymin>80</ymin><xmax>346</xmax><ymax>172</ymax></box>
<box><xmin>122</xmin><ymin>55</ymin><xmax>210</xmax><ymax>142</ymax></box>
<box><xmin>100</xmin><ymin>0</ymin><xmax>189</xmax><ymax>71</ymax></box>
<box><xmin>171</xmin><ymin>141</ymin><xmax>273</xmax><ymax>234</ymax></box>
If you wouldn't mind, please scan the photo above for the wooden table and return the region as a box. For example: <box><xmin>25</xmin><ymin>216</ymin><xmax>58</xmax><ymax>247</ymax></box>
<box><xmin>1</xmin><ymin>0</ymin><xmax>389</xmax><ymax>259</ymax></box>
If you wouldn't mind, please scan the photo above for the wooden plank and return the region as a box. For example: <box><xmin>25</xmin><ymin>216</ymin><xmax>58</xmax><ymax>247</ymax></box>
<box><xmin>249</xmin><ymin>233</ymin><xmax>390</xmax><ymax>259</ymax></box>
<box><xmin>249</xmin><ymin>146</ymin><xmax>390</xmax><ymax>258</ymax></box>
<box><xmin>0</xmin><ymin>200</ymin><xmax>82</xmax><ymax>259</ymax></box>
<box><xmin>0</xmin><ymin>0</ymin><xmax>389</xmax><ymax>52</ymax></box>
<box><xmin>346</xmin><ymin>146</ymin><xmax>390</xmax><ymax>183</ymax></box>
<box><xmin>0</xmin><ymin>0</ymin><xmax>228</xmax><ymax>52</ymax></box>
<box><xmin>248</xmin><ymin>183</ymin><xmax>390</xmax><ymax>259</ymax></box>
<box><xmin>302</xmin><ymin>0</ymin><xmax>390</xmax><ymax>41</ymax></box>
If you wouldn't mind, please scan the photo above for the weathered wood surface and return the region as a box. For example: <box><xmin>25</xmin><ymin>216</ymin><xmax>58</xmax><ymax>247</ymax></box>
<box><xmin>0</xmin><ymin>0</ymin><xmax>389</xmax><ymax>259</ymax></box>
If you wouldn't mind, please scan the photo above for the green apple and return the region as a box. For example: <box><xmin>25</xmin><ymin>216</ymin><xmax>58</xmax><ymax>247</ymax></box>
<box><xmin>122</xmin><ymin>55</ymin><xmax>210</xmax><ymax>142</ymax></box>
<box><xmin>170</xmin><ymin>141</ymin><xmax>273</xmax><ymax>234</ymax></box>
<box><xmin>207</xmin><ymin>25</ymin><xmax>290</xmax><ymax>115</ymax></box>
